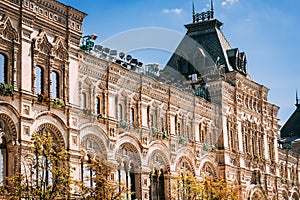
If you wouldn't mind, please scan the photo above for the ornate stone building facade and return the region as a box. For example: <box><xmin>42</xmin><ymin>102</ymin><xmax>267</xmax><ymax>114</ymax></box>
<box><xmin>0</xmin><ymin>0</ymin><xmax>299</xmax><ymax>199</ymax></box>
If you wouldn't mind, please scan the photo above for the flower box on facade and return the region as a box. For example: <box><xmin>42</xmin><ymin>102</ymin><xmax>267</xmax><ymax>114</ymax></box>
<box><xmin>179</xmin><ymin>136</ymin><xmax>185</xmax><ymax>144</ymax></box>
<box><xmin>119</xmin><ymin>120</ymin><xmax>129</xmax><ymax>129</ymax></box>
<box><xmin>37</xmin><ymin>93</ymin><xmax>50</xmax><ymax>104</ymax></box>
<box><xmin>97</xmin><ymin>113</ymin><xmax>107</xmax><ymax>119</ymax></box>
<box><xmin>53</xmin><ymin>98</ymin><xmax>65</xmax><ymax>107</ymax></box>
<box><xmin>83</xmin><ymin>108</ymin><xmax>92</xmax><ymax>115</ymax></box>
<box><xmin>0</xmin><ymin>83</ymin><xmax>13</xmax><ymax>96</ymax></box>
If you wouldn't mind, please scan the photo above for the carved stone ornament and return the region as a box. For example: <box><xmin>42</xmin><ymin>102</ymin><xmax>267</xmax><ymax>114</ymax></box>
<box><xmin>0</xmin><ymin>15</ymin><xmax>19</xmax><ymax>42</ymax></box>
<box><xmin>33</xmin><ymin>31</ymin><xmax>53</xmax><ymax>55</ymax></box>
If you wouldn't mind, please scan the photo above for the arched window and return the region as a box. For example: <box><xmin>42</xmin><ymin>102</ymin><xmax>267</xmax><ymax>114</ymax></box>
<box><xmin>51</xmin><ymin>71</ymin><xmax>59</xmax><ymax>98</ymax></box>
<box><xmin>36</xmin><ymin>66</ymin><xmax>44</xmax><ymax>94</ymax></box>
<box><xmin>81</xmin><ymin>92</ymin><xmax>87</xmax><ymax>108</ymax></box>
<box><xmin>0</xmin><ymin>53</ymin><xmax>7</xmax><ymax>83</ymax></box>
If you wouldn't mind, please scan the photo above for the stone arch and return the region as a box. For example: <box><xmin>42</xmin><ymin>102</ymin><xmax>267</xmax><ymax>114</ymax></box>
<box><xmin>175</xmin><ymin>155</ymin><xmax>195</xmax><ymax>175</ymax></box>
<box><xmin>0</xmin><ymin>113</ymin><xmax>17</xmax><ymax>140</ymax></box>
<box><xmin>34</xmin><ymin>123</ymin><xmax>65</xmax><ymax>148</ymax></box>
<box><xmin>80</xmin><ymin>122</ymin><xmax>109</xmax><ymax>141</ymax></box>
<box><xmin>247</xmin><ymin>185</ymin><xmax>265</xmax><ymax>200</ymax></box>
<box><xmin>81</xmin><ymin>133</ymin><xmax>107</xmax><ymax>160</ymax></box>
<box><xmin>148</xmin><ymin>149</ymin><xmax>170</xmax><ymax>172</ymax></box>
<box><xmin>0</xmin><ymin>113</ymin><xmax>18</xmax><ymax>180</ymax></box>
<box><xmin>116</xmin><ymin>142</ymin><xmax>141</xmax><ymax>168</ymax></box>
<box><xmin>200</xmin><ymin>161</ymin><xmax>217</xmax><ymax>177</ymax></box>
<box><xmin>291</xmin><ymin>191</ymin><xmax>299</xmax><ymax>200</ymax></box>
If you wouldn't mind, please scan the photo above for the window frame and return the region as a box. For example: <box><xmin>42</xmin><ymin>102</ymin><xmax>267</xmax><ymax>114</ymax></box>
<box><xmin>0</xmin><ymin>53</ymin><xmax>8</xmax><ymax>84</ymax></box>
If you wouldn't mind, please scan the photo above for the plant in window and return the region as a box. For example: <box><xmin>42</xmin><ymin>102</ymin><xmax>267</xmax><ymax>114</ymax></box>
<box><xmin>0</xmin><ymin>82</ymin><xmax>13</xmax><ymax>96</ymax></box>
<box><xmin>119</xmin><ymin>120</ymin><xmax>129</xmax><ymax>129</ymax></box>
<box><xmin>37</xmin><ymin>93</ymin><xmax>50</xmax><ymax>104</ymax></box>
<box><xmin>179</xmin><ymin>136</ymin><xmax>185</xmax><ymax>144</ymax></box>
<box><xmin>203</xmin><ymin>143</ymin><xmax>208</xmax><ymax>151</ymax></box>
<box><xmin>53</xmin><ymin>98</ymin><xmax>65</xmax><ymax>107</ymax></box>
<box><xmin>83</xmin><ymin>108</ymin><xmax>92</xmax><ymax>115</ymax></box>
<box><xmin>97</xmin><ymin>113</ymin><xmax>107</xmax><ymax>119</ymax></box>
<box><xmin>211</xmin><ymin>145</ymin><xmax>217</xmax><ymax>151</ymax></box>
<box><xmin>151</xmin><ymin>127</ymin><xmax>158</xmax><ymax>136</ymax></box>
<box><xmin>246</xmin><ymin>152</ymin><xmax>252</xmax><ymax>159</ymax></box>
<box><xmin>162</xmin><ymin>131</ymin><xmax>169</xmax><ymax>140</ymax></box>
<box><xmin>259</xmin><ymin>156</ymin><xmax>265</xmax><ymax>162</ymax></box>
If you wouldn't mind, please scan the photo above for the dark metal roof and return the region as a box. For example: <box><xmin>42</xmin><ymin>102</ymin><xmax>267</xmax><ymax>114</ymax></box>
<box><xmin>281</xmin><ymin>104</ymin><xmax>300</xmax><ymax>138</ymax></box>
<box><xmin>165</xmin><ymin>18</ymin><xmax>248</xmax><ymax>77</ymax></box>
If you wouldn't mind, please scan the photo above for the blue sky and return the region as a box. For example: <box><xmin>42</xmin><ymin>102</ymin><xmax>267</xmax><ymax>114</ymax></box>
<box><xmin>59</xmin><ymin>0</ymin><xmax>300</xmax><ymax>125</ymax></box>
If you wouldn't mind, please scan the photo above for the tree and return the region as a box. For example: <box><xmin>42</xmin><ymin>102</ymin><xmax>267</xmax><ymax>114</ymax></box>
<box><xmin>80</xmin><ymin>157</ymin><xmax>130</xmax><ymax>200</ymax></box>
<box><xmin>173</xmin><ymin>171</ymin><xmax>241</xmax><ymax>200</ymax></box>
<box><xmin>0</xmin><ymin>132</ymin><xmax>73</xmax><ymax>199</ymax></box>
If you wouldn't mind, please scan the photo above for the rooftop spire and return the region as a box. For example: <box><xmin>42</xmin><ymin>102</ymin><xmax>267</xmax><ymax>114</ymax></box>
<box><xmin>296</xmin><ymin>90</ymin><xmax>300</xmax><ymax>108</ymax></box>
<box><xmin>211</xmin><ymin>0</ymin><xmax>214</xmax><ymax>18</ymax></box>
<box><xmin>192</xmin><ymin>1</ymin><xmax>195</xmax><ymax>23</ymax></box>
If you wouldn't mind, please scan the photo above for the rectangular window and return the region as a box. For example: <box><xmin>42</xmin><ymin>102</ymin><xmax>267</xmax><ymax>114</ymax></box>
<box><xmin>36</xmin><ymin>66</ymin><xmax>43</xmax><ymax>94</ymax></box>
<box><xmin>0</xmin><ymin>54</ymin><xmax>6</xmax><ymax>83</ymax></box>
<box><xmin>52</xmin><ymin>71</ymin><xmax>59</xmax><ymax>98</ymax></box>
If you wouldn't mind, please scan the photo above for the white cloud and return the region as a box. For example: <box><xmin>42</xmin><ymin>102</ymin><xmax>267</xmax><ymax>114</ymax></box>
<box><xmin>162</xmin><ymin>8</ymin><xmax>183</xmax><ymax>14</ymax></box>
<box><xmin>221</xmin><ymin>0</ymin><xmax>238</xmax><ymax>7</ymax></box>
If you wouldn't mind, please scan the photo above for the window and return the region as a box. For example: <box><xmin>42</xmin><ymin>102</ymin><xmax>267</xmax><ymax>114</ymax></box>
<box><xmin>96</xmin><ymin>97</ymin><xmax>101</xmax><ymax>114</ymax></box>
<box><xmin>96</xmin><ymin>95</ymin><xmax>105</xmax><ymax>115</ymax></box>
<box><xmin>150</xmin><ymin>169</ymin><xmax>165</xmax><ymax>200</ymax></box>
<box><xmin>147</xmin><ymin>106</ymin><xmax>150</xmax><ymax>127</ymax></box>
<box><xmin>199</xmin><ymin>123</ymin><xmax>207</xmax><ymax>143</ymax></box>
<box><xmin>160</xmin><ymin>118</ymin><xmax>165</xmax><ymax>132</ymax></box>
<box><xmin>177</xmin><ymin>122</ymin><xmax>181</xmax><ymax>136</ymax></box>
<box><xmin>82</xmin><ymin>155</ymin><xmax>93</xmax><ymax>187</ymax></box>
<box><xmin>130</xmin><ymin>108</ymin><xmax>135</xmax><ymax>124</ymax></box>
<box><xmin>51</xmin><ymin>71</ymin><xmax>59</xmax><ymax>98</ymax></box>
<box><xmin>118</xmin><ymin>104</ymin><xmax>123</xmax><ymax>121</ymax></box>
<box><xmin>0</xmin><ymin>136</ymin><xmax>8</xmax><ymax>185</ymax></box>
<box><xmin>81</xmin><ymin>93</ymin><xmax>87</xmax><ymax>108</ymax></box>
<box><xmin>36</xmin><ymin>66</ymin><xmax>44</xmax><ymax>94</ymax></box>
<box><xmin>0</xmin><ymin>53</ymin><xmax>7</xmax><ymax>83</ymax></box>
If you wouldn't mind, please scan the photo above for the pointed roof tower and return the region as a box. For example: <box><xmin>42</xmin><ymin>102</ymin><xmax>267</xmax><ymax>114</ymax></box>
<box><xmin>281</xmin><ymin>91</ymin><xmax>300</xmax><ymax>139</ymax></box>
<box><xmin>165</xmin><ymin>0</ymin><xmax>248</xmax><ymax>78</ymax></box>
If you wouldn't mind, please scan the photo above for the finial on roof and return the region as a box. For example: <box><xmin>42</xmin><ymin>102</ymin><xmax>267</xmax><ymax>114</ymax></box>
<box><xmin>296</xmin><ymin>90</ymin><xmax>299</xmax><ymax>107</ymax></box>
<box><xmin>192</xmin><ymin>1</ymin><xmax>195</xmax><ymax>23</ymax></box>
<box><xmin>211</xmin><ymin>0</ymin><xmax>214</xmax><ymax>18</ymax></box>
